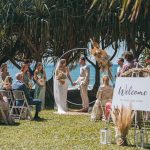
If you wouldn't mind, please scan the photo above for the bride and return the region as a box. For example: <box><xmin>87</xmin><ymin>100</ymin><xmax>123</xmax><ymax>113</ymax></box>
<box><xmin>54</xmin><ymin>59</ymin><xmax>73</xmax><ymax>114</ymax></box>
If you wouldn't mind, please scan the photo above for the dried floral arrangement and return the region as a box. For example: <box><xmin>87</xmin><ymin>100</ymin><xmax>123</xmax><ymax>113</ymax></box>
<box><xmin>121</xmin><ymin>68</ymin><xmax>150</xmax><ymax>77</ymax></box>
<box><xmin>111</xmin><ymin>106</ymin><xmax>134</xmax><ymax>146</ymax></box>
<box><xmin>90</xmin><ymin>40</ymin><xmax>113</xmax><ymax>80</ymax></box>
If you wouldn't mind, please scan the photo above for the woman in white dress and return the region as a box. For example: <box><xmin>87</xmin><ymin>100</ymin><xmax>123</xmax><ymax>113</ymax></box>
<box><xmin>54</xmin><ymin>59</ymin><xmax>73</xmax><ymax>114</ymax></box>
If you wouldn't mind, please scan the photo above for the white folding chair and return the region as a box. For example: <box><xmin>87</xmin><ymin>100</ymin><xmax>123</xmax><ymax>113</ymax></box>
<box><xmin>10</xmin><ymin>90</ymin><xmax>32</xmax><ymax>121</ymax></box>
<box><xmin>0</xmin><ymin>102</ymin><xmax>8</xmax><ymax>124</ymax></box>
<box><xmin>0</xmin><ymin>90</ymin><xmax>14</xmax><ymax>107</ymax></box>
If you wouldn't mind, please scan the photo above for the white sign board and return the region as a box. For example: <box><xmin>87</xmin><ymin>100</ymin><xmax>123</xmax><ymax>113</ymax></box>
<box><xmin>112</xmin><ymin>77</ymin><xmax>150</xmax><ymax>111</ymax></box>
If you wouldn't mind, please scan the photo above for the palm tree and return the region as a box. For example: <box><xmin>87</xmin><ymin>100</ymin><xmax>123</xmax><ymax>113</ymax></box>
<box><xmin>89</xmin><ymin>0</ymin><xmax>150</xmax><ymax>58</ymax></box>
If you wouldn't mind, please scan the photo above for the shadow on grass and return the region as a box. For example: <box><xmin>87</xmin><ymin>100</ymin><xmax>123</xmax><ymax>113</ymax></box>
<box><xmin>133</xmin><ymin>144</ymin><xmax>150</xmax><ymax>150</ymax></box>
<box><xmin>126</xmin><ymin>143</ymin><xmax>150</xmax><ymax>150</ymax></box>
<box><xmin>0</xmin><ymin>122</ymin><xmax>20</xmax><ymax>126</ymax></box>
<box><xmin>111</xmin><ymin>143</ymin><xmax>150</xmax><ymax>149</ymax></box>
<box><xmin>31</xmin><ymin>118</ymin><xmax>51</xmax><ymax>122</ymax></box>
<box><xmin>110</xmin><ymin>143</ymin><xmax>136</xmax><ymax>148</ymax></box>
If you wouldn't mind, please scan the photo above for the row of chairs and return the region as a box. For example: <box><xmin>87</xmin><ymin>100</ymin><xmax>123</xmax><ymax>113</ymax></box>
<box><xmin>0</xmin><ymin>90</ymin><xmax>32</xmax><ymax>124</ymax></box>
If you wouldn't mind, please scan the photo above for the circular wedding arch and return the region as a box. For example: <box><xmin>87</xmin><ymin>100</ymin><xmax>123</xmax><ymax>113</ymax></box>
<box><xmin>53</xmin><ymin>47</ymin><xmax>96</xmax><ymax>106</ymax></box>
<box><xmin>54</xmin><ymin>48</ymin><xmax>88</xmax><ymax>74</ymax></box>
<box><xmin>59</xmin><ymin>48</ymin><xmax>88</xmax><ymax>60</ymax></box>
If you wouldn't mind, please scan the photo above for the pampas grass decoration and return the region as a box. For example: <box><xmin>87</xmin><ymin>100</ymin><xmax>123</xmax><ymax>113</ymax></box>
<box><xmin>111</xmin><ymin>106</ymin><xmax>134</xmax><ymax>146</ymax></box>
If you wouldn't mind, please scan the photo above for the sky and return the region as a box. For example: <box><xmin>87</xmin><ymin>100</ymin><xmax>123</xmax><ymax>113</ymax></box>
<box><xmin>106</xmin><ymin>46</ymin><xmax>125</xmax><ymax>64</ymax></box>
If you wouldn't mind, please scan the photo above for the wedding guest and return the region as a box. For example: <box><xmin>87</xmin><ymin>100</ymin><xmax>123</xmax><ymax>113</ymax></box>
<box><xmin>2</xmin><ymin>76</ymin><xmax>13</xmax><ymax>90</ymax></box>
<box><xmin>12</xmin><ymin>73</ymin><xmax>42</xmax><ymax>120</ymax></box>
<box><xmin>2</xmin><ymin>76</ymin><xmax>13</xmax><ymax>107</ymax></box>
<box><xmin>0</xmin><ymin>63</ymin><xmax>10</xmax><ymax>81</ymax></box>
<box><xmin>120</xmin><ymin>52</ymin><xmax>140</xmax><ymax>76</ymax></box>
<box><xmin>34</xmin><ymin>62</ymin><xmax>47</xmax><ymax>109</ymax></box>
<box><xmin>20</xmin><ymin>63</ymin><xmax>32</xmax><ymax>90</ymax></box>
<box><xmin>24</xmin><ymin>60</ymin><xmax>34</xmax><ymax>76</ymax></box>
<box><xmin>116</xmin><ymin>58</ymin><xmax>124</xmax><ymax>77</ymax></box>
<box><xmin>120</xmin><ymin>52</ymin><xmax>142</xmax><ymax>126</ymax></box>
<box><xmin>73</xmin><ymin>57</ymin><xmax>90</xmax><ymax>113</ymax></box>
<box><xmin>0</xmin><ymin>93</ymin><xmax>14</xmax><ymax>124</ymax></box>
<box><xmin>91</xmin><ymin>75</ymin><xmax>113</xmax><ymax>121</ymax></box>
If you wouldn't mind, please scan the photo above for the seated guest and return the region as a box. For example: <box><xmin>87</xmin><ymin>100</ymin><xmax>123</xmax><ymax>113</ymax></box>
<box><xmin>0</xmin><ymin>63</ymin><xmax>10</xmax><ymax>81</ymax></box>
<box><xmin>12</xmin><ymin>73</ymin><xmax>42</xmax><ymax>120</ymax></box>
<box><xmin>91</xmin><ymin>76</ymin><xmax>113</xmax><ymax>121</ymax></box>
<box><xmin>120</xmin><ymin>52</ymin><xmax>140</xmax><ymax>76</ymax></box>
<box><xmin>3</xmin><ymin>76</ymin><xmax>13</xmax><ymax>90</ymax></box>
<box><xmin>0</xmin><ymin>93</ymin><xmax>14</xmax><ymax>124</ymax></box>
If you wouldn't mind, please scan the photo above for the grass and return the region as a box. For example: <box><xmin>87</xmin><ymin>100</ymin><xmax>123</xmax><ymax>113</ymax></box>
<box><xmin>0</xmin><ymin>110</ymin><xmax>149</xmax><ymax>150</ymax></box>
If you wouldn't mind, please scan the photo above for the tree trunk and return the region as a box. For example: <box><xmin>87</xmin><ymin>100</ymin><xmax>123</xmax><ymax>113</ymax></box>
<box><xmin>0</xmin><ymin>56</ymin><xmax>9</xmax><ymax>65</ymax></box>
<box><xmin>92</xmin><ymin>62</ymin><xmax>100</xmax><ymax>93</ymax></box>
<box><xmin>45</xmin><ymin>77</ymin><xmax>55</xmax><ymax>108</ymax></box>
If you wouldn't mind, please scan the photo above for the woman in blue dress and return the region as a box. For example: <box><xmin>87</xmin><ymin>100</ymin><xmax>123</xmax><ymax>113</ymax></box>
<box><xmin>34</xmin><ymin>62</ymin><xmax>47</xmax><ymax>109</ymax></box>
<box><xmin>20</xmin><ymin>64</ymin><xmax>32</xmax><ymax>92</ymax></box>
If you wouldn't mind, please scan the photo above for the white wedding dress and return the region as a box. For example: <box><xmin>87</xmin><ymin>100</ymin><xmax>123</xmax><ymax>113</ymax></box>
<box><xmin>54</xmin><ymin>70</ymin><xmax>68</xmax><ymax>114</ymax></box>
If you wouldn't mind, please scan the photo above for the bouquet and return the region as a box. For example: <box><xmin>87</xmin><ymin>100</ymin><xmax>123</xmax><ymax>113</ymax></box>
<box><xmin>37</xmin><ymin>78</ymin><xmax>45</xmax><ymax>87</ymax></box>
<box><xmin>28</xmin><ymin>82</ymin><xmax>33</xmax><ymax>89</ymax></box>
<box><xmin>56</xmin><ymin>70</ymin><xmax>67</xmax><ymax>85</ymax></box>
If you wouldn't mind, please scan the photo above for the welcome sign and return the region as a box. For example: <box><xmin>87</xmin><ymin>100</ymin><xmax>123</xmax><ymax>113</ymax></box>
<box><xmin>112</xmin><ymin>77</ymin><xmax>150</xmax><ymax>111</ymax></box>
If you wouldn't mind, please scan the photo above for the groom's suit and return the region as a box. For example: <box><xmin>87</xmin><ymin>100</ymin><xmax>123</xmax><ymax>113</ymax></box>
<box><xmin>76</xmin><ymin>64</ymin><xmax>90</xmax><ymax>109</ymax></box>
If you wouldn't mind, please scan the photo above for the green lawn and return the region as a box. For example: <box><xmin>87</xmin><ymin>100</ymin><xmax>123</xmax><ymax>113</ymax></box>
<box><xmin>0</xmin><ymin>110</ymin><xmax>149</xmax><ymax>150</ymax></box>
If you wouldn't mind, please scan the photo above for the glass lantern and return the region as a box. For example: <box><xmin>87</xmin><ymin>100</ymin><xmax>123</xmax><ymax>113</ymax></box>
<box><xmin>135</xmin><ymin>128</ymin><xmax>148</xmax><ymax>148</ymax></box>
<box><xmin>100</xmin><ymin>128</ymin><xmax>112</xmax><ymax>144</ymax></box>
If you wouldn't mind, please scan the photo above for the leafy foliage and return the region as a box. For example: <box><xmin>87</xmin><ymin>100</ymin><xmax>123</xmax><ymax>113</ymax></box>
<box><xmin>0</xmin><ymin>0</ymin><xmax>149</xmax><ymax>64</ymax></box>
<box><xmin>89</xmin><ymin>0</ymin><xmax>150</xmax><ymax>58</ymax></box>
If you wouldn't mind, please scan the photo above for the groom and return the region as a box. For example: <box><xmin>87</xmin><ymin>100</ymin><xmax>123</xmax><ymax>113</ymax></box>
<box><xmin>73</xmin><ymin>57</ymin><xmax>90</xmax><ymax>112</ymax></box>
